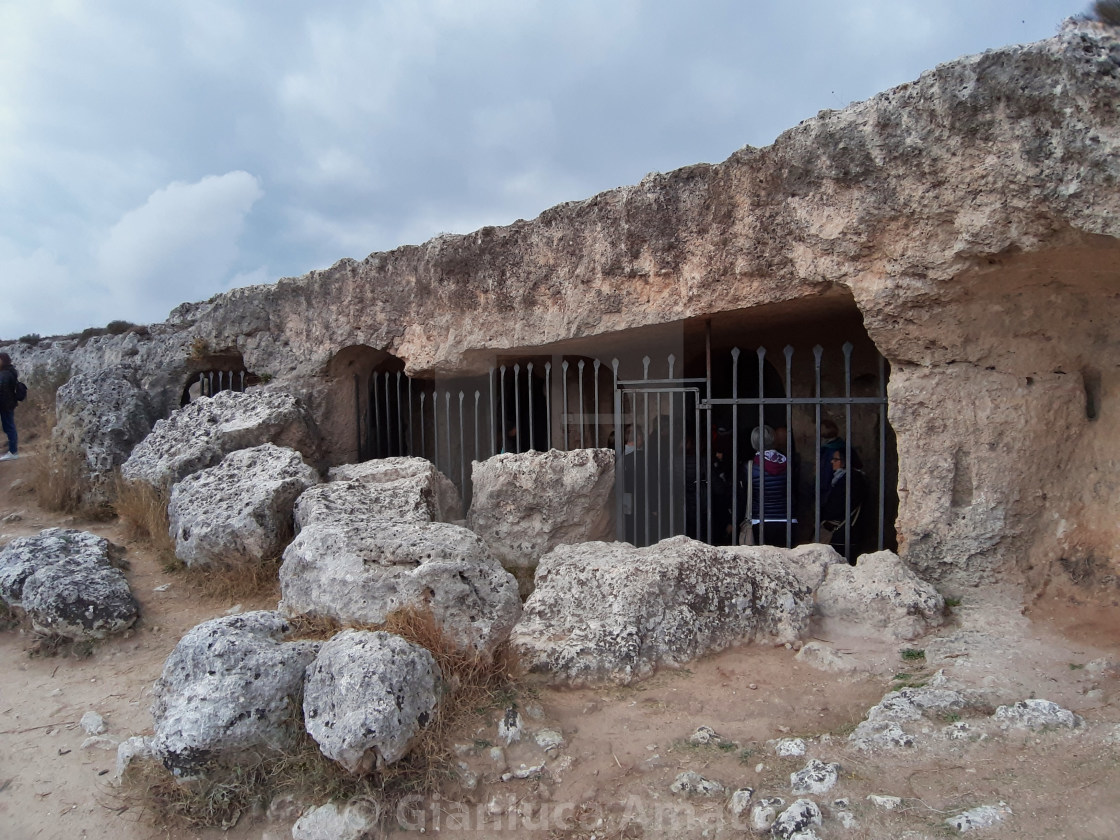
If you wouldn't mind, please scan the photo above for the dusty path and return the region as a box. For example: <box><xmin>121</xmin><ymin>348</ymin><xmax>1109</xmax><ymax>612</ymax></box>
<box><xmin>1</xmin><ymin>446</ymin><xmax>1118</xmax><ymax>839</ymax></box>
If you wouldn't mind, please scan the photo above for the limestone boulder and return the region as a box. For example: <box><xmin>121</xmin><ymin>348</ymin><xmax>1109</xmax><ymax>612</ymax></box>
<box><xmin>727</xmin><ymin>542</ymin><xmax>845</xmax><ymax>594</ymax></box>
<box><xmin>48</xmin><ymin>366</ymin><xmax>156</xmax><ymax>511</ymax></box>
<box><xmin>0</xmin><ymin>528</ymin><xmax>138</xmax><ymax>639</ymax></box>
<box><xmin>814</xmin><ymin>550</ymin><xmax>945</xmax><ymax>641</ymax></box>
<box><xmin>510</xmin><ymin>536</ymin><xmax>811</xmax><ymax>686</ymax></box>
<box><xmin>295</xmin><ymin>473</ymin><xmax>450</xmax><ymax>530</ymax></box>
<box><xmin>149</xmin><ymin>611</ymin><xmax>319</xmax><ymax>776</ymax></box>
<box><xmin>167</xmin><ymin>444</ymin><xmax>320</xmax><ymax>568</ymax></box>
<box><xmin>120</xmin><ymin>389</ymin><xmax>320</xmax><ymax>490</ymax></box>
<box><xmin>327</xmin><ymin>456</ymin><xmax>462</xmax><ymax>521</ymax></box>
<box><xmin>279</xmin><ymin>520</ymin><xmax>520</xmax><ymax>657</ymax></box>
<box><xmin>303</xmin><ymin>629</ymin><xmax>441</xmax><ymax>773</ymax></box>
<box><xmin>468</xmin><ymin>448</ymin><xmax>616</xmax><ymax>575</ymax></box>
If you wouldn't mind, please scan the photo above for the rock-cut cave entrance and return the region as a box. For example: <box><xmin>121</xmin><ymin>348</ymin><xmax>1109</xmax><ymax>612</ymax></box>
<box><xmin>339</xmin><ymin>292</ymin><xmax>897</xmax><ymax>558</ymax></box>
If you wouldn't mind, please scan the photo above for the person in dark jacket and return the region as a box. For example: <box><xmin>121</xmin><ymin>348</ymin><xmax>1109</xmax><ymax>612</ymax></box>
<box><xmin>0</xmin><ymin>353</ymin><xmax>20</xmax><ymax>460</ymax></box>
<box><xmin>821</xmin><ymin>448</ymin><xmax>868</xmax><ymax>561</ymax></box>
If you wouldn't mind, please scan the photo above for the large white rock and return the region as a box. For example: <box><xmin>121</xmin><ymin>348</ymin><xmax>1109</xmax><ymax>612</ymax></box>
<box><xmin>149</xmin><ymin>611</ymin><xmax>318</xmax><ymax>776</ymax></box>
<box><xmin>120</xmin><ymin>389</ymin><xmax>320</xmax><ymax>490</ymax></box>
<box><xmin>48</xmin><ymin>366</ymin><xmax>156</xmax><ymax>511</ymax></box>
<box><xmin>167</xmin><ymin>444</ymin><xmax>319</xmax><ymax>568</ymax></box>
<box><xmin>468</xmin><ymin>448</ymin><xmax>616</xmax><ymax>573</ymax></box>
<box><xmin>279</xmin><ymin>520</ymin><xmax>520</xmax><ymax>657</ymax></box>
<box><xmin>303</xmin><ymin>630</ymin><xmax>441</xmax><ymax>773</ymax></box>
<box><xmin>0</xmin><ymin>528</ymin><xmax>138</xmax><ymax>639</ymax></box>
<box><xmin>327</xmin><ymin>456</ymin><xmax>463</xmax><ymax>521</ymax></box>
<box><xmin>814</xmin><ymin>550</ymin><xmax>945</xmax><ymax>640</ymax></box>
<box><xmin>292</xmin><ymin>800</ymin><xmax>380</xmax><ymax>840</ymax></box>
<box><xmin>510</xmin><ymin>536</ymin><xmax>811</xmax><ymax>686</ymax></box>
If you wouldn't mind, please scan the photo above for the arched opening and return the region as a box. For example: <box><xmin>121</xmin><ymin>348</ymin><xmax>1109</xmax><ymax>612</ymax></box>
<box><xmin>179</xmin><ymin>346</ymin><xmax>259</xmax><ymax>406</ymax></box>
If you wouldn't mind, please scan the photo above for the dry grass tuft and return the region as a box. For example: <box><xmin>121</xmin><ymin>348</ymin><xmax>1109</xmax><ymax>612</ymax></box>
<box><xmin>112</xmin><ymin>475</ymin><xmax>175</xmax><ymax>559</ymax></box>
<box><xmin>175</xmin><ymin>556</ymin><xmax>284</xmax><ymax>603</ymax></box>
<box><xmin>30</xmin><ymin>448</ymin><xmax>92</xmax><ymax>516</ymax></box>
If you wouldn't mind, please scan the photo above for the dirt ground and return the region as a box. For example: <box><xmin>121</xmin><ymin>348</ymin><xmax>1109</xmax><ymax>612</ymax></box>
<box><xmin>1</xmin><ymin>444</ymin><xmax>1119</xmax><ymax>840</ymax></box>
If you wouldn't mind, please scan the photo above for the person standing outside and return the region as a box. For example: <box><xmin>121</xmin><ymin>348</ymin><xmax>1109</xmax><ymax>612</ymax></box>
<box><xmin>0</xmin><ymin>353</ymin><xmax>20</xmax><ymax>460</ymax></box>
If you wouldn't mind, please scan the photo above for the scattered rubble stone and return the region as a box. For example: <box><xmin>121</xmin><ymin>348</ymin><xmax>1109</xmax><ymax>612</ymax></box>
<box><xmin>326</xmin><ymin>456</ymin><xmax>462</xmax><ymax>521</ymax></box>
<box><xmin>689</xmin><ymin>725</ymin><xmax>722</xmax><ymax>745</ymax></box>
<box><xmin>867</xmin><ymin>794</ymin><xmax>903</xmax><ymax>810</ymax></box>
<box><xmin>771</xmin><ymin>798</ymin><xmax>823</xmax><ymax>840</ymax></box>
<box><xmin>669</xmin><ymin>770</ymin><xmax>725</xmax><ymax>797</ymax></box>
<box><xmin>291</xmin><ymin>800</ymin><xmax>380</xmax><ymax>840</ymax></box>
<box><xmin>790</xmin><ymin>758</ymin><xmax>840</xmax><ymax>795</ymax></box>
<box><xmin>80</xmin><ymin>711</ymin><xmax>106</xmax><ymax>735</ymax></box>
<box><xmin>774</xmin><ymin>737</ymin><xmax>807</xmax><ymax>757</ymax></box>
<box><xmin>993</xmin><ymin>699</ymin><xmax>1082</xmax><ymax>730</ymax></box>
<box><xmin>727</xmin><ymin>787</ymin><xmax>754</xmax><ymax>819</ymax></box>
<box><xmin>945</xmin><ymin>802</ymin><xmax>1012</xmax><ymax>832</ymax></box>
<box><xmin>498</xmin><ymin>706</ymin><xmax>523</xmax><ymax>745</ymax></box>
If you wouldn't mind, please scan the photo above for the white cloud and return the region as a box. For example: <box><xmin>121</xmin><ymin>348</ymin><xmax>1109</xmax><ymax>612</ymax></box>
<box><xmin>96</xmin><ymin>171</ymin><xmax>264</xmax><ymax>318</ymax></box>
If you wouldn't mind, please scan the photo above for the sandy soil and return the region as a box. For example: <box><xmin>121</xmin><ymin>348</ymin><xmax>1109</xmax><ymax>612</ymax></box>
<box><xmin>1</xmin><ymin>444</ymin><xmax>1118</xmax><ymax>840</ymax></box>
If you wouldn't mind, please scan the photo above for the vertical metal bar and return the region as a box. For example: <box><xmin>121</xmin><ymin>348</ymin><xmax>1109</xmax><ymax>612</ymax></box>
<box><xmin>578</xmin><ymin>360</ymin><xmax>586</xmax><ymax>449</ymax></box>
<box><xmin>396</xmin><ymin>372</ymin><xmax>405</xmax><ymax>456</ymax></box>
<box><xmin>668</xmin><ymin>354</ymin><xmax>676</xmax><ymax>536</ymax></box>
<box><xmin>419</xmin><ymin>391</ymin><xmax>427</xmax><ymax>460</ymax></box>
<box><xmin>784</xmin><ymin>345</ymin><xmax>795</xmax><ymax>548</ymax></box>
<box><xmin>756</xmin><ymin>347</ymin><xmax>767</xmax><ymax>546</ymax></box>
<box><xmin>489</xmin><ymin>367</ymin><xmax>496</xmax><ymax>457</ymax></box>
<box><xmin>372</xmin><ymin>372</ymin><xmax>383</xmax><ymax>459</ymax></box>
<box><xmin>383</xmin><ymin>372</ymin><xmax>393</xmax><ymax>456</ymax></box>
<box><xmin>354</xmin><ymin>373</ymin><xmax>362</xmax><ymax>461</ymax></box>
<box><xmin>499</xmin><ymin>365</ymin><xmax>507</xmax><ymax>453</ymax></box>
<box><xmin>731</xmin><ymin>348</ymin><xmax>740</xmax><ymax>546</ymax></box>
<box><xmin>642</xmin><ymin>356</ymin><xmax>651</xmax><ymax>547</ymax></box>
<box><xmin>513</xmin><ymin>364</ymin><xmax>522</xmax><ymax>453</ymax></box>
<box><xmin>813</xmin><ymin>345</ymin><xmax>823</xmax><ymax>543</ymax></box>
<box><xmin>239</xmin><ymin>370</ymin><xmax>245</xmax><ymax>391</ymax></box>
<box><xmin>474</xmin><ymin>390</ymin><xmax>481</xmax><ymax>464</ymax></box>
<box><xmin>459</xmin><ymin>391</ymin><xmax>466</xmax><ymax>495</ymax></box>
<box><xmin>545</xmin><ymin>362</ymin><xmax>552</xmax><ymax>450</ymax></box>
<box><xmin>432</xmin><ymin>385</ymin><xmax>440</xmax><ymax>470</ymax></box>
<box><xmin>593</xmin><ymin>359</ymin><xmax>601</xmax><ymax>448</ymax></box>
<box><xmin>527</xmin><ymin>362</ymin><xmax>535</xmax><ymax>451</ymax></box>
<box><xmin>561</xmin><ymin>361</ymin><xmax>569</xmax><ymax>452</ymax></box>
<box><xmin>843</xmin><ymin>341</ymin><xmax>854</xmax><ymax>563</ymax></box>
<box><xmin>705</xmin><ymin>320</ymin><xmax>713</xmax><ymax>545</ymax></box>
<box><xmin>615</xmin><ymin>385</ymin><xmax>625</xmax><ymax>542</ymax></box>
<box><xmin>878</xmin><ymin>354</ymin><xmax>888</xmax><ymax>551</ymax></box>
<box><xmin>408</xmin><ymin>376</ymin><xmax>415</xmax><ymax>457</ymax></box>
<box><xmin>444</xmin><ymin>391</ymin><xmax>452</xmax><ymax>477</ymax></box>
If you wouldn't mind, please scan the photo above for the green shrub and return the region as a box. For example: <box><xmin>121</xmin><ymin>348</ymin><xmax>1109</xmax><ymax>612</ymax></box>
<box><xmin>1093</xmin><ymin>1</ymin><xmax>1120</xmax><ymax>25</ymax></box>
<box><xmin>106</xmin><ymin>319</ymin><xmax>136</xmax><ymax>335</ymax></box>
<box><xmin>18</xmin><ymin>333</ymin><xmax>41</xmax><ymax>346</ymax></box>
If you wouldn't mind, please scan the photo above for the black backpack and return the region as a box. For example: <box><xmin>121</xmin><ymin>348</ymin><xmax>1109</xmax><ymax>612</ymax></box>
<box><xmin>14</xmin><ymin>381</ymin><xmax>26</xmax><ymax>402</ymax></box>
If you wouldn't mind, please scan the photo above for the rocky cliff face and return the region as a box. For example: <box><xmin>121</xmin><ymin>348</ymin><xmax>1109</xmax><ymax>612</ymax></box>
<box><xmin>7</xmin><ymin>21</ymin><xmax>1119</xmax><ymax>595</ymax></box>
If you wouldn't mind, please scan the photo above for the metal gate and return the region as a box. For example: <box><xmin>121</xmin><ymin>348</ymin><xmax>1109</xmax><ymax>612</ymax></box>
<box><xmin>355</xmin><ymin>333</ymin><xmax>892</xmax><ymax>560</ymax></box>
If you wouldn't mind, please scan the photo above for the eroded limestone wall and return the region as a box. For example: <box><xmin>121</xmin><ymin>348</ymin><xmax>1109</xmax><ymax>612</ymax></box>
<box><xmin>6</xmin><ymin>23</ymin><xmax>1119</xmax><ymax>595</ymax></box>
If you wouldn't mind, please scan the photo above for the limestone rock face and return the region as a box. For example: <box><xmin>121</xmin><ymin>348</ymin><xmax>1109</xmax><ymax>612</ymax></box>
<box><xmin>150</xmin><ymin>611</ymin><xmax>318</xmax><ymax>776</ymax></box>
<box><xmin>468</xmin><ymin>448</ymin><xmax>616</xmax><ymax>572</ymax></box>
<box><xmin>327</xmin><ymin>456</ymin><xmax>463</xmax><ymax>521</ymax></box>
<box><xmin>815</xmin><ymin>550</ymin><xmax>945</xmax><ymax>641</ymax></box>
<box><xmin>0</xmin><ymin>529</ymin><xmax>138</xmax><ymax>639</ymax></box>
<box><xmin>303</xmin><ymin>630</ymin><xmax>441</xmax><ymax>773</ymax></box>
<box><xmin>727</xmin><ymin>543</ymin><xmax>845</xmax><ymax>594</ymax></box>
<box><xmin>121</xmin><ymin>390</ymin><xmax>320</xmax><ymax>490</ymax></box>
<box><xmin>167</xmin><ymin>444</ymin><xmax>320</xmax><ymax>568</ymax></box>
<box><xmin>511</xmin><ymin>536</ymin><xmax>811</xmax><ymax>686</ymax></box>
<box><xmin>48</xmin><ymin>366</ymin><xmax>156</xmax><ymax>511</ymax></box>
<box><xmin>279</xmin><ymin>520</ymin><xmax>520</xmax><ymax>657</ymax></box>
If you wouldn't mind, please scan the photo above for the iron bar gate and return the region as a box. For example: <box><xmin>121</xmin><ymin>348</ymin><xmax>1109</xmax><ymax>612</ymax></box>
<box><xmin>354</xmin><ymin>338</ymin><xmax>891</xmax><ymax>559</ymax></box>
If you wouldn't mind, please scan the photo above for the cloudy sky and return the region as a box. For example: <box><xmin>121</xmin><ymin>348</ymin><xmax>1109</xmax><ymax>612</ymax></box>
<box><xmin>0</xmin><ymin>0</ymin><xmax>1080</xmax><ymax>339</ymax></box>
